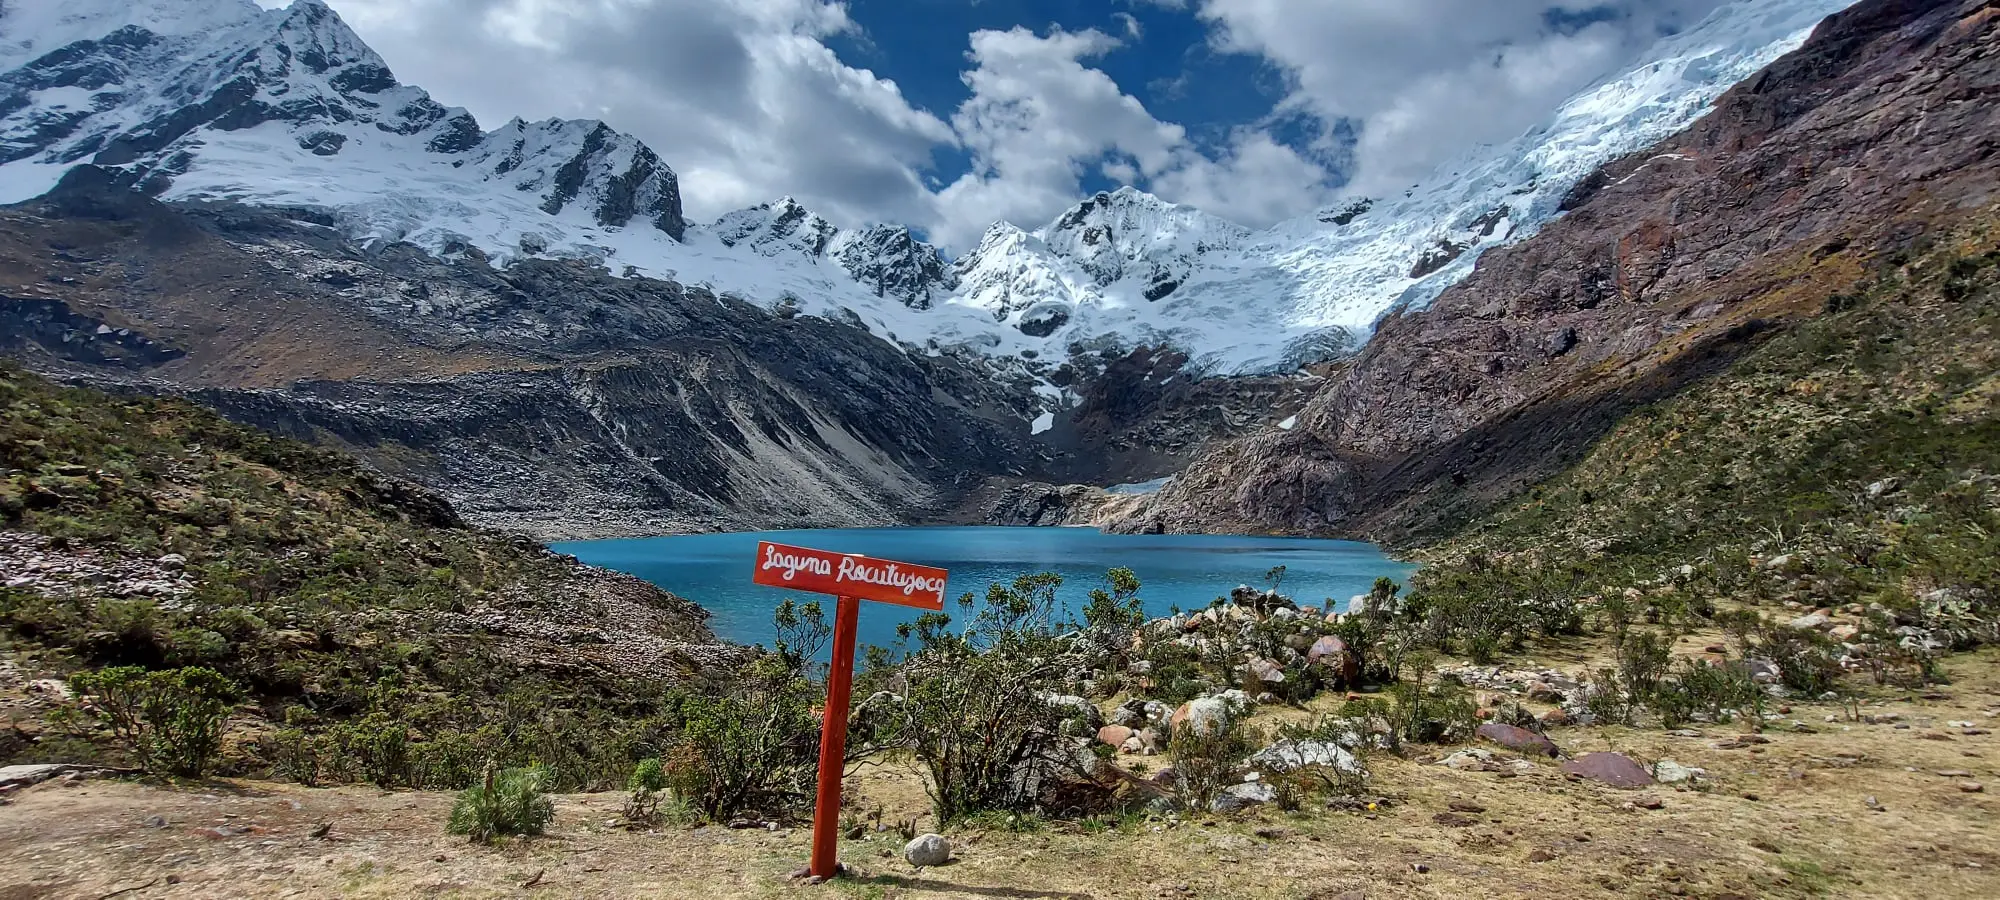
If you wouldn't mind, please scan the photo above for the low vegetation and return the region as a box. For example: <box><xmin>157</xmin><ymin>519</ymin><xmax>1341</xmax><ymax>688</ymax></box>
<box><xmin>2</xmin><ymin>222</ymin><xmax>1996</xmax><ymax>893</ymax></box>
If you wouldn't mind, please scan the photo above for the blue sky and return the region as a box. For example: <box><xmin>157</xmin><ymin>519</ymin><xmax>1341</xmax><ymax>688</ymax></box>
<box><xmin>313</xmin><ymin>0</ymin><xmax>1732</xmax><ymax>250</ymax></box>
<box><xmin>828</xmin><ymin>0</ymin><xmax>1296</xmax><ymax>197</ymax></box>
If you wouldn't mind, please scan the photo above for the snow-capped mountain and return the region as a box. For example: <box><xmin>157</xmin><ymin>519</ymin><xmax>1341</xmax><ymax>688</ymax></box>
<box><xmin>0</xmin><ymin>0</ymin><xmax>1856</xmax><ymax>375</ymax></box>
<box><xmin>934</xmin><ymin>0</ymin><xmax>1855</xmax><ymax>371</ymax></box>
<box><xmin>951</xmin><ymin>187</ymin><xmax>1252</xmax><ymax>334</ymax></box>
<box><xmin>0</xmin><ymin>0</ymin><xmax>684</xmax><ymax>240</ymax></box>
<box><xmin>710</xmin><ymin>197</ymin><xmax>956</xmax><ymax>310</ymax></box>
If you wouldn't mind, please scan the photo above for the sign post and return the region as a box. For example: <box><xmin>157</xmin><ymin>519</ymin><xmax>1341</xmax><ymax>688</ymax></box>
<box><xmin>752</xmin><ymin>541</ymin><xmax>948</xmax><ymax>881</ymax></box>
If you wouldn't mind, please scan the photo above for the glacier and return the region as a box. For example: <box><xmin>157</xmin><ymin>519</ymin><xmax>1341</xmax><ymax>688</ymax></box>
<box><xmin>0</xmin><ymin>0</ymin><xmax>1857</xmax><ymax>375</ymax></box>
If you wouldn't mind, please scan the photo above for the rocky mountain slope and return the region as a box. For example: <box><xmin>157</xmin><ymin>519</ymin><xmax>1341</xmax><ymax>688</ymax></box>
<box><xmin>0</xmin><ymin>0</ymin><xmax>1859</xmax><ymax>375</ymax></box>
<box><xmin>1113</xmin><ymin>0</ymin><xmax>2000</xmax><ymax>540</ymax></box>
<box><xmin>0</xmin><ymin>360</ymin><xmax>740</xmax><ymax>780</ymax></box>
<box><xmin>0</xmin><ymin>0</ymin><xmax>1932</xmax><ymax>537</ymax></box>
<box><xmin>0</xmin><ymin>166</ymin><xmax>1046</xmax><ymax>538</ymax></box>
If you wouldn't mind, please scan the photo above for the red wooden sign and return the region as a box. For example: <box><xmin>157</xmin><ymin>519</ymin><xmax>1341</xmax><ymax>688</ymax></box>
<box><xmin>752</xmin><ymin>541</ymin><xmax>947</xmax><ymax>611</ymax></box>
<box><xmin>753</xmin><ymin>541</ymin><xmax>949</xmax><ymax>880</ymax></box>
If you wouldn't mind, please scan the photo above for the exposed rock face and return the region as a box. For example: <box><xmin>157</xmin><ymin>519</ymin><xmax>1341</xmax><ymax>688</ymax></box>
<box><xmin>832</xmin><ymin>224</ymin><xmax>958</xmax><ymax>311</ymax></box>
<box><xmin>709</xmin><ymin>198</ymin><xmax>957</xmax><ymax>310</ymax></box>
<box><xmin>973</xmin><ymin>482</ymin><xmax>1115</xmax><ymax>527</ymax></box>
<box><xmin>0</xmin><ymin>167</ymin><xmax>1039</xmax><ymax>539</ymax></box>
<box><xmin>1114</xmin><ymin>0</ymin><xmax>2000</xmax><ymax>539</ymax></box>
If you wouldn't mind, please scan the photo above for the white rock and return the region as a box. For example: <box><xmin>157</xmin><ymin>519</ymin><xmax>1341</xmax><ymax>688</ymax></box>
<box><xmin>904</xmin><ymin>833</ymin><xmax>951</xmax><ymax>867</ymax></box>
<box><xmin>1212</xmin><ymin>782</ymin><xmax>1276</xmax><ymax>812</ymax></box>
<box><xmin>1249</xmin><ymin>739</ymin><xmax>1364</xmax><ymax>776</ymax></box>
<box><xmin>1653</xmin><ymin>760</ymin><xmax>1707</xmax><ymax>784</ymax></box>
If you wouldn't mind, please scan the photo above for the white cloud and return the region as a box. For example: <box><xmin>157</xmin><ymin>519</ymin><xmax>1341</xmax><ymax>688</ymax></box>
<box><xmin>928</xmin><ymin>26</ymin><xmax>1341</xmax><ymax>249</ymax></box>
<box><xmin>931</xmin><ymin>27</ymin><xmax>1187</xmax><ymax>247</ymax></box>
<box><xmin>318</xmin><ymin>0</ymin><xmax>951</xmax><ymax>229</ymax></box>
<box><xmin>293</xmin><ymin>0</ymin><xmax>1723</xmax><ymax>255</ymax></box>
<box><xmin>1195</xmin><ymin>0</ymin><xmax>1728</xmax><ymax>193</ymax></box>
<box><xmin>1152</xmin><ymin>129</ymin><xmax>1337</xmax><ymax>227</ymax></box>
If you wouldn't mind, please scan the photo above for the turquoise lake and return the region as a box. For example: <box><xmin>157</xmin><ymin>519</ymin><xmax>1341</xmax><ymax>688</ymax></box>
<box><xmin>554</xmin><ymin>526</ymin><xmax>1415</xmax><ymax>651</ymax></box>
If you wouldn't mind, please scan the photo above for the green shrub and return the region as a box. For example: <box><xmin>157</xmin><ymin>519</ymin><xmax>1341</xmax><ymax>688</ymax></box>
<box><xmin>1384</xmin><ymin>672</ymin><xmax>1478</xmax><ymax>745</ymax></box>
<box><xmin>660</xmin><ymin>654</ymin><xmax>821</xmax><ymax>822</ymax></box>
<box><xmin>1651</xmin><ymin>658</ymin><xmax>1762</xmax><ymax>728</ymax></box>
<box><xmin>66</xmin><ymin>665</ymin><xmax>241</xmax><ymax>777</ymax></box>
<box><xmin>621</xmin><ymin>758</ymin><xmax>667</xmax><ymax>827</ymax></box>
<box><xmin>882</xmin><ymin>573</ymin><xmax>1094</xmax><ymax>824</ymax></box>
<box><xmin>447</xmin><ymin>766</ymin><xmax>555</xmax><ymax>843</ymax></box>
<box><xmin>1616</xmin><ymin>630</ymin><xmax>1674</xmax><ymax>704</ymax></box>
<box><xmin>1165</xmin><ymin>709</ymin><xmax>1259</xmax><ymax>812</ymax></box>
<box><xmin>1751</xmin><ymin>624</ymin><xmax>1844</xmax><ymax>697</ymax></box>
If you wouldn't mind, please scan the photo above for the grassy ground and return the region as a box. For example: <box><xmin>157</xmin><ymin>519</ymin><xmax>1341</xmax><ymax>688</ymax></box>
<box><xmin>5</xmin><ymin>646</ymin><xmax>1997</xmax><ymax>900</ymax></box>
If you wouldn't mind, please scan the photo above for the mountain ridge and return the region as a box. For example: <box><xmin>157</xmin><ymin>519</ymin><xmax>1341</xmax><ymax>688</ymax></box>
<box><xmin>0</xmin><ymin>0</ymin><xmax>1858</xmax><ymax>375</ymax></box>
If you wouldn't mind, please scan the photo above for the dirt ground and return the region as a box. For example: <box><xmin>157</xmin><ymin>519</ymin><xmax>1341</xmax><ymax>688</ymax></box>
<box><xmin>4</xmin><ymin>649</ymin><xmax>1998</xmax><ymax>900</ymax></box>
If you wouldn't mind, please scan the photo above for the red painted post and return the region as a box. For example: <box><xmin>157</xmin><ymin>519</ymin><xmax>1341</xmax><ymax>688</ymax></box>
<box><xmin>808</xmin><ymin>594</ymin><xmax>861</xmax><ymax>879</ymax></box>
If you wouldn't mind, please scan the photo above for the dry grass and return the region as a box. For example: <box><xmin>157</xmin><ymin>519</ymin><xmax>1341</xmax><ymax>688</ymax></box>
<box><xmin>5</xmin><ymin>647</ymin><xmax>1998</xmax><ymax>900</ymax></box>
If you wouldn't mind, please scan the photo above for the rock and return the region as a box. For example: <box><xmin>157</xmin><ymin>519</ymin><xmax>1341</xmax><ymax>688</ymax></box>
<box><xmin>1828</xmin><ymin>624</ymin><xmax>1860</xmax><ymax>642</ymax></box>
<box><xmin>1045</xmin><ymin>695</ymin><xmax>1104</xmax><ymax>732</ymax></box>
<box><xmin>1248</xmin><ymin>739</ymin><xmax>1364</xmax><ymax>776</ymax></box>
<box><xmin>904</xmin><ymin>833</ymin><xmax>951</xmax><ymax>867</ymax></box>
<box><xmin>1097</xmin><ymin>725</ymin><xmax>1135</xmax><ymax>749</ymax></box>
<box><xmin>1561</xmin><ymin>753</ymin><xmax>1655</xmax><ymax>789</ymax></box>
<box><xmin>1961</xmin><ymin>782</ymin><xmax>1985</xmax><ymax>794</ymax></box>
<box><xmin>1653</xmin><ymin>760</ymin><xmax>1706</xmax><ymax>785</ymax></box>
<box><xmin>1632</xmin><ymin>794</ymin><xmax>1665</xmax><ymax>810</ymax></box>
<box><xmin>1171</xmin><ymin>695</ymin><xmax>1244</xmax><ymax>736</ymax></box>
<box><xmin>157</xmin><ymin>553</ymin><xmax>187</xmax><ymax>569</ymax></box>
<box><xmin>1539</xmin><ymin>707</ymin><xmax>1571</xmax><ymax>727</ymax></box>
<box><xmin>1440</xmin><ymin>749</ymin><xmax>1495</xmax><ymax>771</ymax></box>
<box><xmin>1448</xmin><ymin>801</ymin><xmax>1486</xmax><ymax>813</ymax></box>
<box><xmin>1763</xmin><ymin>554</ymin><xmax>1795</xmax><ymax>570</ymax></box>
<box><xmin>1213</xmin><ymin>782</ymin><xmax>1277</xmax><ymax>812</ymax></box>
<box><xmin>1528</xmin><ymin>849</ymin><xmax>1556</xmax><ymax>863</ymax></box>
<box><xmin>1744</xmin><ymin>659</ymin><xmax>1781</xmax><ymax>684</ymax></box>
<box><xmin>1244</xmin><ymin>657</ymin><xmax>1286</xmax><ymax>686</ymax></box>
<box><xmin>1432</xmin><ymin>812</ymin><xmax>1478</xmax><ymax>827</ymax></box>
<box><xmin>1787</xmin><ymin>613</ymin><xmax>1831</xmax><ymax>630</ymax></box>
<box><xmin>0</xmin><ymin>764</ymin><xmax>81</xmax><ymax>788</ymax></box>
<box><xmin>1475</xmin><ymin>723</ymin><xmax>1558</xmax><ymax>757</ymax></box>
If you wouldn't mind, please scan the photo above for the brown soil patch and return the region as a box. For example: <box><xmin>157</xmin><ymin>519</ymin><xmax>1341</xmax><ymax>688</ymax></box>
<box><xmin>6</xmin><ymin>648</ymin><xmax>2000</xmax><ymax>899</ymax></box>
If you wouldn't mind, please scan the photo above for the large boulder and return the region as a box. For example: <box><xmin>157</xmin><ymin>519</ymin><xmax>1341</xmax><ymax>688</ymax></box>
<box><xmin>1561</xmin><ymin>752</ymin><xmax>1655</xmax><ymax>789</ymax></box>
<box><xmin>1171</xmin><ymin>692</ymin><xmax>1250</xmax><ymax>736</ymax></box>
<box><xmin>1476</xmin><ymin>723</ymin><xmax>1559</xmax><ymax>757</ymax></box>
<box><xmin>1306</xmin><ymin>635</ymin><xmax>1348</xmax><ymax>664</ymax></box>
<box><xmin>1097</xmin><ymin>725</ymin><xmax>1134</xmax><ymax>748</ymax></box>
<box><xmin>1246</xmin><ymin>657</ymin><xmax>1287</xmax><ymax>686</ymax></box>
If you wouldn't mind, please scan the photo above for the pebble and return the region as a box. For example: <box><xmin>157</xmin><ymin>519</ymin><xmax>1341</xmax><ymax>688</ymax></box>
<box><xmin>1961</xmin><ymin>783</ymin><xmax>1986</xmax><ymax>794</ymax></box>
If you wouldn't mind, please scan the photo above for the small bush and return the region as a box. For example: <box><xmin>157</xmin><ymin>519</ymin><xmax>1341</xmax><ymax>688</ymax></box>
<box><xmin>1384</xmin><ymin>675</ymin><xmax>1477</xmax><ymax>745</ymax></box>
<box><xmin>66</xmin><ymin>665</ymin><xmax>241</xmax><ymax>777</ymax></box>
<box><xmin>1751</xmin><ymin>624</ymin><xmax>1844</xmax><ymax>696</ymax></box>
<box><xmin>447</xmin><ymin>766</ymin><xmax>555</xmax><ymax>843</ymax></box>
<box><xmin>622</xmin><ymin>758</ymin><xmax>668</xmax><ymax>827</ymax></box>
<box><xmin>1166</xmin><ymin>709</ymin><xmax>1259</xmax><ymax>812</ymax></box>
<box><xmin>1651</xmin><ymin>658</ymin><xmax>1762</xmax><ymax>728</ymax></box>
